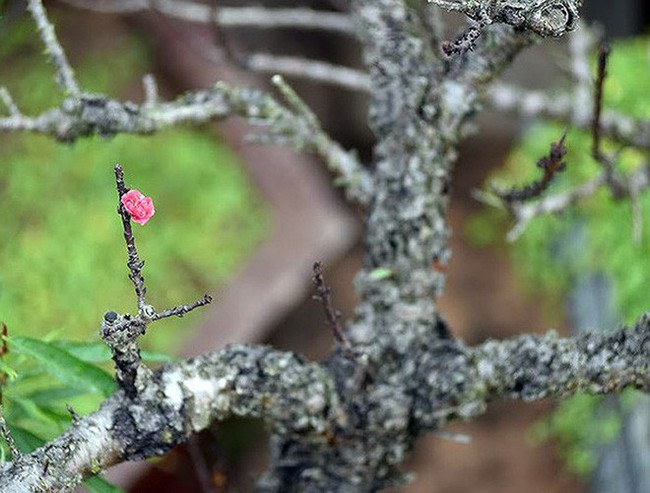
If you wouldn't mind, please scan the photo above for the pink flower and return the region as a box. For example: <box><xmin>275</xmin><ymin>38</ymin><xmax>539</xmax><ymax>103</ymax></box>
<box><xmin>121</xmin><ymin>189</ymin><xmax>155</xmax><ymax>225</ymax></box>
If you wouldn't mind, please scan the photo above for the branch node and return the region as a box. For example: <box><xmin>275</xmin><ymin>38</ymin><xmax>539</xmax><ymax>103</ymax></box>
<box><xmin>271</xmin><ymin>75</ymin><xmax>319</xmax><ymax>130</ymax></box>
<box><xmin>66</xmin><ymin>404</ymin><xmax>81</xmax><ymax>424</ymax></box>
<box><xmin>441</xmin><ymin>23</ymin><xmax>482</xmax><ymax>57</ymax></box>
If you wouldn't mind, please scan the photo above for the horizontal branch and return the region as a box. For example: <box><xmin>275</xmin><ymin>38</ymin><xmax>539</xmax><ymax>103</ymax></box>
<box><xmin>472</xmin><ymin>315</ymin><xmax>650</xmax><ymax>402</ymax></box>
<box><xmin>0</xmin><ymin>82</ymin><xmax>372</xmax><ymax>203</ymax></box>
<box><xmin>3</xmin><ymin>314</ymin><xmax>648</xmax><ymax>491</ymax></box>
<box><xmin>505</xmin><ymin>163</ymin><xmax>650</xmax><ymax>241</ymax></box>
<box><xmin>487</xmin><ymin>83</ymin><xmax>650</xmax><ymax>150</ymax></box>
<box><xmin>504</xmin><ymin>171</ymin><xmax>606</xmax><ymax>240</ymax></box>
<box><xmin>62</xmin><ymin>0</ymin><xmax>356</xmax><ymax>36</ymax></box>
<box><xmin>246</xmin><ymin>54</ymin><xmax>370</xmax><ymax>92</ymax></box>
<box><xmin>0</xmin><ymin>344</ymin><xmax>342</xmax><ymax>492</ymax></box>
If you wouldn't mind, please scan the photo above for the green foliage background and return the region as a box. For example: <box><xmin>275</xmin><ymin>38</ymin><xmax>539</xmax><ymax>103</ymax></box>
<box><xmin>0</xmin><ymin>17</ymin><xmax>268</xmax><ymax>352</ymax></box>
<box><xmin>469</xmin><ymin>36</ymin><xmax>650</xmax><ymax>474</ymax></box>
<box><xmin>0</xmin><ymin>13</ymin><xmax>268</xmax><ymax>489</ymax></box>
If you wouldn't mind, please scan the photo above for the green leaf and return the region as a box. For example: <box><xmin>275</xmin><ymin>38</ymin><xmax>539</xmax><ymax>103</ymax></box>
<box><xmin>9</xmin><ymin>396</ymin><xmax>61</xmax><ymax>429</ymax></box>
<box><xmin>369</xmin><ymin>267</ymin><xmax>394</xmax><ymax>281</ymax></box>
<box><xmin>52</xmin><ymin>340</ymin><xmax>173</xmax><ymax>364</ymax></box>
<box><xmin>0</xmin><ymin>359</ymin><xmax>17</xmax><ymax>380</ymax></box>
<box><xmin>9</xmin><ymin>337</ymin><xmax>116</xmax><ymax>397</ymax></box>
<box><xmin>7</xmin><ymin>424</ymin><xmax>45</xmax><ymax>454</ymax></box>
<box><xmin>138</xmin><ymin>348</ymin><xmax>175</xmax><ymax>363</ymax></box>
<box><xmin>50</xmin><ymin>341</ymin><xmax>112</xmax><ymax>363</ymax></box>
<box><xmin>24</xmin><ymin>386</ymin><xmax>90</xmax><ymax>406</ymax></box>
<box><xmin>83</xmin><ymin>476</ymin><xmax>125</xmax><ymax>493</ymax></box>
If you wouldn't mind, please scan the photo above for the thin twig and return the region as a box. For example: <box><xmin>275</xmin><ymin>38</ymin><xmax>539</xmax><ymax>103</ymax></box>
<box><xmin>208</xmin><ymin>2</ymin><xmax>241</xmax><ymax>69</ymax></box>
<box><xmin>488</xmin><ymin>40</ymin><xmax>648</xmax><ymax>240</ymax></box>
<box><xmin>114</xmin><ymin>164</ymin><xmax>148</xmax><ymax>312</ymax></box>
<box><xmin>506</xmin><ymin>172</ymin><xmax>607</xmax><ymax>241</ymax></box>
<box><xmin>268</xmin><ymin>76</ymin><xmax>372</xmax><ymax>202</ymax></box>
<box><xmin>66</xmin><ymin>404</ymin><xmax>81</xmax><ymax>424</ymax></box>
<box><xmin>494</xmin><ymin>130</ymin><xmax>568</xmax><ymax>204</ymax></box>
<box><xmin>149</xmin><ymin>295</ymin><xmax>213</xmax><ymax>322</ymax></box>
<box><xmin>27</xmin><ymin>0</ymin><xmax>80</xmax><ymax>97</ymax></box>
<box><xmin>0</xmin><ymin>87</ymin><xmax>21</xmax><ymax>117</ymax></box>
<box><xmin>591</xmin><ymin>41</ymin><xmax>610</xmax><ymax>162</ymax></box>
<box><xmin>271</xmin><ymin>75</ymin><xmax>320</xmax><ymax>129</ymax></box>
<box><xmin>103</xmin><ymin>167</ymin><xmax>214</xmax><ymax>397</ymax></box>
<box><xmin>312</xmin><ymin>261</ymin><xmax>353</xmax><ymax>356</ymax></box>
<box><xmin>504</xmin><ymin>162</ymin><xmax>650</xmax><ymax>241</ymax></box>
<box><xmin>590</xmin><ymin>41</ymin><xmax>626</xmax><ymax>197</ymax></box>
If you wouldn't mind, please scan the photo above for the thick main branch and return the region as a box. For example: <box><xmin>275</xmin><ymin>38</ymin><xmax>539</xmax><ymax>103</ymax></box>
<box><xmin>3</xmin><ymin>314</ymin><xmax>648</xmax><ymax>491</ymax></box>
<box><xmin>0</xmin><ymin>345</ymin><xmax>342</xmax><ymax>492</ymax></box>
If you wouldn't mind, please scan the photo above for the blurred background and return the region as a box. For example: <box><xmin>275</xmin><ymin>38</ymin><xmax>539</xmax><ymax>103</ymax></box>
<box><xmin>0</xmin><ymin>0</ymin><xmax>649</xmax><ymax>492</ymax></box>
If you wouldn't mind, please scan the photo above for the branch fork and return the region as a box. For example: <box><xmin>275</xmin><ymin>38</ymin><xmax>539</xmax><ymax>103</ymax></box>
<box><xmin>103</xmin><ymin>165</ymin><xmax>212</xmax><ymax>398</ymax></box>
<box><xmin>2</xmin><ymin>1</ymin><xmax>650</xmax><ymax>491</ymax></box>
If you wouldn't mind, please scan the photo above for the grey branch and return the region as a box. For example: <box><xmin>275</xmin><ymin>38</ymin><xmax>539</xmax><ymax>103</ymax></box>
<box><xmin>141</xmin><ymin>74</ymin><xmax>158</xmax><ymax>108</ymax></box>
<box><xmin>486</xmin><ymin>83</ymin><xmax>650</xmax><ymax>149</ymax></box>
<box><xmin>0</xmin><ymin>345</ymin><xmax>343</xmax><ymax>492</ymax></box>
<box><xmin>505</xmin><ymin>164</ymin><xmax>650</xmax><ymax>241</ymax></box>
<box><xmin>0</xmin><ymin>87</ymin><xmax>20</xmax><ymax>117</ymax></box>
<box><xmin>566</xmin><ymin>23</ymin><xmax>594</xmax><ymax>124</ymax></box>
<box><xmin>246</xmin><ymin>54</ymin><xmax>370</xmax><ymax>92</ymax></box>
<box><xmin>430</xmin><ymin>0</ymin><xmax>580</xmax><ymax>37</ymax></box>
<box><xmin>2</xmin><ymin>317</ymin><xmax>649</xmax><ymax>490</ymax></box>
<box><xmin>62</xmin><ymin>0</ymin><xmax>356</xmax><ymax>36</ymax></box>
<box><xmin>27</xmin><ymin>0</ymin><xmax>80</xmax><ymax>97</ymax></box>
<box><xmin>474</xmin><ymin>315</ymin><xmax>650</xmax><ymax>401</ymax></box>
<box><xmin>3</xmin><ymin>0</ymin><xmax>650</xmax><ymax>491</ymax></box>
<box><xmin>149</xmin><ymin>294</ymin><xmax>213</xmax><ymax>321</ymax></box>
<box><xmin>0</xmin><ymin>83</ymin><xmax>371</xmax><ymax>203</ymax></box>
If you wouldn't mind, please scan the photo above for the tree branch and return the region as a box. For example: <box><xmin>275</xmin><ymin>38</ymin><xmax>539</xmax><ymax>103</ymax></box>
<box><xmin>245</xmin><ymin>54</ymin><xmax>370</xmax><ymax>92</ymax></box>
<box><xmin>482</xmin><ymin>38</ymin><xmax>650</xmax><ymax>240</ymax></box>
<box><xmin>61</xmin><ymin>0</ymin><xmax>356</xmax><ymax>36</ymax></box>
<box><xmin>430</xmin><ymin>0</ymin><xmax>580</xmax><ymax>37</ymax></box>
<box><xmin>0</xmin><ymin>345</ymin><xmax>343</xmax><ymax>492</ymax></box>
<box><xmin>486</xmin><ymin>83</ymin><xmax>650</xmax><ymax>150</ymax></box>
<box><xmin>0</xmin><ymin>82</ymin><xmax>371</xmax><ymax>203</ymax></box>
<box><xmin>473</xmin><ymin>315</ymin><xmax>650</xmax><ymax>401</ymax></box>
<box><xmin>503</xmin><ymin>164</ymin><xmax>650</xmax><ymax>241</ymax></box>
<box><xmin>2</xmin><ymin>313</ymin><xmax>649</xmax><ymax>491</ymax></box>
<box><xmin>4</xmin><ymin>0</ymin><xmax>649</xmax><ymax>491</ymax></box>
<box><xmin>27</xmin><ymin>0</ymin><xmax>80</xmax><ymax>97</ymax></box>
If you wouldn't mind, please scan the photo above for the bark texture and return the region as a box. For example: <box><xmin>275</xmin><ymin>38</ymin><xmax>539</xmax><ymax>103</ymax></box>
<box><xmin>1</xmin><ymin>1</ymin><xmax>648</xmax><ymax>492</ymax></box>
